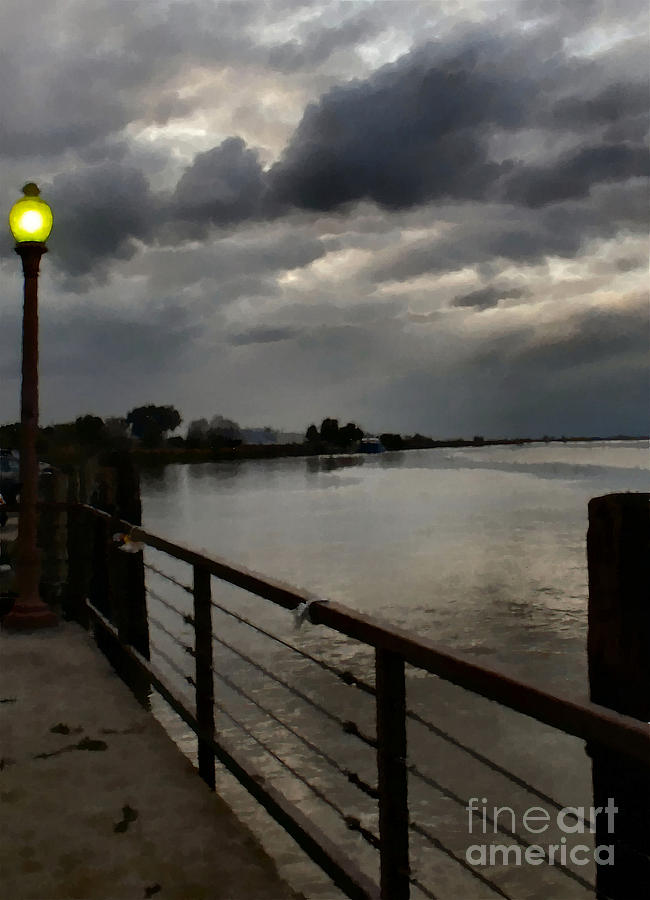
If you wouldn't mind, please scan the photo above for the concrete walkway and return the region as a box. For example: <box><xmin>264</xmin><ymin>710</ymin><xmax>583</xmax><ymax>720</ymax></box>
<box><xmin>0</xmin><ymin>620</ymin><xmax>300</xmax><ymax>900</ymax></box>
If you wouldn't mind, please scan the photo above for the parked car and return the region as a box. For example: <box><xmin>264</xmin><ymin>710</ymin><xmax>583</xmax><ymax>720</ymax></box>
<box><xmin>0</xmin><ymin>449</ymin><xmax>20</xmax><ymax>505</ymax></box>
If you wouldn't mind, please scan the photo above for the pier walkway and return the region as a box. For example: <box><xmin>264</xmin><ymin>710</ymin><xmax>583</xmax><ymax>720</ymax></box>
<box><xmin>0</xmin><ymin>620</ymin><xmax>299</xmax><ymax>900</ymax></box>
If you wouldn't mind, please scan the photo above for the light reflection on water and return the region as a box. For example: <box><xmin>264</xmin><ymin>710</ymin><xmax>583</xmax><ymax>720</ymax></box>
<box><xmin>142</xmin><ymin>441</ymin><xmax>647</xmax><ymax>690</ymax></box>
<box><xmin>140</xmin><ymin>441</ymin><xmax>648</xmax><ymax>899</ymax></box>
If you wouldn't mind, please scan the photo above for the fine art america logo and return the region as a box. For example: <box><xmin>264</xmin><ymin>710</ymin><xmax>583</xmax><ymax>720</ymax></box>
<box><xmin>465</xmin><ymin>797</ymin><xmax>617</xmax><ymax>867</ymax></box>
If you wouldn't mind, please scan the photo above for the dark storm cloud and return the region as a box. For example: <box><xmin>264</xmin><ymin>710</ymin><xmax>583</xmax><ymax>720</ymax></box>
<box><xmin>501</xmin><ymin>144</ymin><xmax>649</xmax><ymax>207</ymax></box>
<box><xmin>549</xmin><ymin>83</ymin><xmax>648</xmax><ymax>129</ymax></box>
<box><xmin>450</xmin><ymin>285</ymin><xmax>528</xmax><ymax>310</ymax></box>
<box><xmin>45</xmin><ymin>162</ymin><xmax>159</xmax><ymax>279</ymax></box>
<box><xmin>9</xmin><ymin>8</ymin><xmax>643</xmax><ymax>285</ymax></box>
<box><xmin>171</xmin><ymin>138</ymin><xmax>269</xmax><ymax>230</ymax></box>
<box><xmin>268</xmin><ymin>38</ymin><xmax>525</xmax><ymax>211</ymax></box>
<box><xmin>264</xmin><ymin>26</ymin><xmax>649</xmax><ymax>215</ymax></box>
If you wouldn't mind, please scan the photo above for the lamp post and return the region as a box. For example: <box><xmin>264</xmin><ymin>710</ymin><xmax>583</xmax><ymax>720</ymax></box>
<box><xmin>3</xmin><ymin>183</ymin><xmax>57</xmax><ymax>629</ymax></box>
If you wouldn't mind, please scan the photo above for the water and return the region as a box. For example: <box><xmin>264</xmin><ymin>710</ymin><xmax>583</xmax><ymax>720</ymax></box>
<box><xmin>139</xmin><ymin>441</ymin><xmax>648</xmax><ymax>899</ymax></box>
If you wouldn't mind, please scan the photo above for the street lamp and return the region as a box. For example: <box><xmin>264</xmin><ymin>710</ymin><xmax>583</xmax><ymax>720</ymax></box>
<box><xmin>3</xmin><ymin>183</ymin><xmax>57</xmax><ymax>629</ymax></box>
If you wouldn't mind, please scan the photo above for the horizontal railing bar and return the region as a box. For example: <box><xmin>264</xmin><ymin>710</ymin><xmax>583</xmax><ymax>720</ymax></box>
<box><xmin>149</xmin><ymin>641</ymin><xmax>195</xmax><ymax>687</ymax></box>
<box><xmin>144</xmin><ymin>561</ymin><xmax>193</xmax><ymax>594</ymax></box>
<box><xmin>210</xmin><ymin>598</ymin><xmax>374</xmax><ymax>693</ymax></box>
<box><xmin>211</xmin><ymin>660</ymin><xmax>372</xmax><ymax>794</ymax></box>
<box><xmin>149</xmin><ymin>615</ymin><xmax>193</xmax><ymax>653</ymax></box>
<box><xmin>409</xmin><ymin>874</ymin><xmax>439</xmax><ymax>900</ymax></box>
<box><xmin>210</xmin><ymin>630</ymin><xmax>351</xmax><ymax>730</ymax></box>
<box><xmin>408</xmin><ymin>763</ymin><xmax>596</xmax><ymax>894</ymax></box>
<box><xmin>407</xmin><ymin>706</ymin><xmax>588</xmax><ymax>827</ymax></box>
<box><xmin>86</xmin><ymin>600</ymin><xmax>380</xmax><ymax>900</ymax></box>
<box><xmin>212</xmin><ymin>688</ymin><xmax>351</xmax><ymax>821</ymax></box>
<box><xmin>409</xmin><ymin>822</ymin><xmax>513</xmax><ymax>900</ymax></box>
<box><xmin>147</xmin><ymin>585</ymin><xmax>190</xmax><ymax>620</ymax></box>
<box><xmin>78</xmin><ymin>505</ymin><xmax>650</xmax><ymax>763</ymax></box>
<box><xmin>309</xmin><ymin>601</ymin><xmax>650</xmax><ymax>765</ymax></box>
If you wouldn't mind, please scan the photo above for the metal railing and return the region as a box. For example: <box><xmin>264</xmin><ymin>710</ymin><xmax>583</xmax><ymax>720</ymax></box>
<box><xmin>67</xmin><ymin>503</ymin><xmax>650</xmax><ymax>900</ymax></box>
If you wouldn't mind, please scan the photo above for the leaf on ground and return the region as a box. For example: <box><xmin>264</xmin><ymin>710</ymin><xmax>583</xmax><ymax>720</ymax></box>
<box><xmin>144</xmin><ymin>884</ymin><xmax>161</xmax><ymax>898</ymax></box>
<box><xmin>76</xmin><ymin>737</ymin><xmax>108</xmax><ymax>752</ymax></box>
<box><xmin>50</xmin><ymin>723</ymin><xmax>70</xmax><ymax>734</ymax></box>
<box><xmin>122</xmin><ymin>804</ymin><xmax>138</xmax><ymax>822</ymax></box>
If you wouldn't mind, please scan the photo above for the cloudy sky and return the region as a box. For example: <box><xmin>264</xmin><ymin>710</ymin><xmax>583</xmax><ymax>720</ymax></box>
<box><xmin>1</xmin><ymin>0</ymin><xmax>647</xmax><ymax>438</ymax></box>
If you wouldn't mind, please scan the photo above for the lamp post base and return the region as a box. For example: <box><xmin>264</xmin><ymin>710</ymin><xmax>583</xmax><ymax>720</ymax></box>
<box><xmin>2</xmin><ymin>599</ymin><xmax>58</xmax><ymax>631</ymax></box>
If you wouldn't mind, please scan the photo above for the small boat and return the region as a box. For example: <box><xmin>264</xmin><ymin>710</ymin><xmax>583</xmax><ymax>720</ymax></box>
<box><xmin>357</xmin><ymin>436</ymin><xmax>385</xmax><ymax>454</ymax></box>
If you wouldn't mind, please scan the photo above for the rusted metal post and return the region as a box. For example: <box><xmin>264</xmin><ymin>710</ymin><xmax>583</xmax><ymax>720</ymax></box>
<box><xmin>587</xmin><ymin>492</ymin><xmax>650</xmax><ymax>898</ymax></box>
<box><xmin>3</xmin><ymin>243</ymin><xmax>57</xmax><ymax>629</ymax></box>
<box><xmin>193</xmin><ymin>565</ymin><xmax>216</xmax><ymax>789</ymax></box>
<box><xmin>375</xmin><ymin>648</ymin><xmax>409</xmax><ymax>900</ymax></box>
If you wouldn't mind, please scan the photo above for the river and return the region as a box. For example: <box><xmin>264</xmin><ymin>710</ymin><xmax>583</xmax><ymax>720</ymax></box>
<box><xmin>139</xmin><ymin>440</ymin><xmax>648</xmax><ymax>899</ymax></box>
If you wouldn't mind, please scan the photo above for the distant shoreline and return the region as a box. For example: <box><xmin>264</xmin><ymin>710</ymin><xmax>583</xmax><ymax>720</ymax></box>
<box><xmin>130</xmin><ymin>435</ymin><xmax>648</xmax><ymax>466</ymax></box>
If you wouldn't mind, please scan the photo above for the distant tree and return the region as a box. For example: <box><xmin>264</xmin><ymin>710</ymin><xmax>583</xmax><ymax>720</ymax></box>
<box><xmin>380</xmin><ymin>433</ymin><xmax>403</xmax><ymax>451</ymax></box>
<box><xmin>126</xmin><ymin>405</ymin><xmax>182</xmax><ymax>447</ymax></box>
<box><xmin>337</xmin><ymin>422</ymin><xmax>364</xmax><ymax>448</ymax></box>
<box><xmin>304</xmin><ymin>424</ymin><xmax>319</xmax><ymax>444</ymax></box>
<box><xmin>0</xmin><ymin>423</ymin><xmax>21</xmax><ymax>450</ymax></box>
<box><xmin>207</xmin><ymin>415</ymin><xmax>241</xmax><ymax>449</ymax></box>
<box><xmin>186</xmin><ymin>418</ymin><xmax>209</xmax><ymax>448</ymax></box>
<box><xmin>319</xmin><ymin>418</ymin><xmax>339</xmax><ymax>445</ymax></box>
<box><xmin>75</xmin><ymin>415</ymin><xmax>106</xmax><ymax>446</ymax></box>
<box><xmin>104</xmin><ymin>417</ymin><xmax>131</xmax><ymax>450</ymax></box>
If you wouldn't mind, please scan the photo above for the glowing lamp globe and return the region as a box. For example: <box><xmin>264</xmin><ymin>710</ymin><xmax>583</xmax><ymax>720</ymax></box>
<box><xmin>9</xmin><ymin>183</ymin><xmax>53</xmax><ymax>244</ymax></box>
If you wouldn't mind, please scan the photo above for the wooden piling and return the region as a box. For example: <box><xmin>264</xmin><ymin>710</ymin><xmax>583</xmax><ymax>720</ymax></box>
<box><xmin>375</xmin><ymin>648</ymin><xmax>410</xmax><ymax>900</ymax></box>
<box><xmin>587</xmin><ymin>492</ymin><xmax>650</xmax><ymax>897</ymax></box>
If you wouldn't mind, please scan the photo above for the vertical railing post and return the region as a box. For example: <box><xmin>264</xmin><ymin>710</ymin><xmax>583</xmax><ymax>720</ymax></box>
<box><xmin>111</xmin><ymin>521</ymin><xmax>151</xmax><ymax>708</ymax></box>
<box><xmin>193</xmin><ymin>564</ymin><xmax>216</xmax><ymax>789</ymax></box>
<box><xmin>375</xmin><ymin>647</ymin><xmax>409</xmax><ymax>900</ymax></box>
<box><xmin>587</xmin><ymin>492</ymin><xmax>650</xmax><ymax>897</ymax></box>
<box><xmin>65</xmin><ymin>504</ymin><xmax>92</xmax><ymax>627</ymax></box>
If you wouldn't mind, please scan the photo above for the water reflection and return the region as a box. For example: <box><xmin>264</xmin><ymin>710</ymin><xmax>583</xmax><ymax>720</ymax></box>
<box><xmin>305</xmin><ymin>454</ymin><xmax>365</xmax><ymax>473</ymax></box>
<box><xmin>140</xmin><ymin>441</ymin><xmax>647</xmax><ymax>693</ymax></box>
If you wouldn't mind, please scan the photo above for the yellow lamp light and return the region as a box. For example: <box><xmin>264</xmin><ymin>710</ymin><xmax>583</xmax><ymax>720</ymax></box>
<box><xmin>9</xmin><ymin>183</ymin><xmax>53</xmax><ymax>244</ymax></box>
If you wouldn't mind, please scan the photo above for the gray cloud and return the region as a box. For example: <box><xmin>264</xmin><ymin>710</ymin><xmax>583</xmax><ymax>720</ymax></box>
<box><xmin>451</xmin><ymin>286</ymin><xmax>528</xmax><ymax>310</ymax></box>
<box><xmin>45</xmin><ymin>162</ymin><xmax>158</xmax><ymax>280</ymax></box>
<box><xmin>171</xmin><ymin>138</ymin><xmax>269</xmax><ymax>230</ymax></box>
<box><xmin>267</xmin><ymin>9</ymin><xmax>383</xmax><ymax>72</ymax></box>
<box><xmin>501</xmin><ymin>144</ymin><xmax>649</xmax><ymax>207</ymax></box>
<box><xmin>229</xmin><ymin>326</ymin><xmax>299</xmax><ymax>346</ymax></box>
<box><xmin>267</xmin><ymin>37</ymin><xmax>523</xmax><ymax>212</ymax></box>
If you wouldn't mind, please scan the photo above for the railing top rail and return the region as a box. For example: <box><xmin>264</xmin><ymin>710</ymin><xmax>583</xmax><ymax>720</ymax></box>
<box><xmin>79</xmin><ymin>503</ymin><xmax>650</xmax><ymax>763</ymax></box>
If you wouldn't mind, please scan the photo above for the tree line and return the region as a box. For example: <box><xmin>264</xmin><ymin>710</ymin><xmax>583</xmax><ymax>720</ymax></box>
<box><xmin>0</xmin><ymin>405</ymin><xmax>506</xmax><ymax>462</ymax></box>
